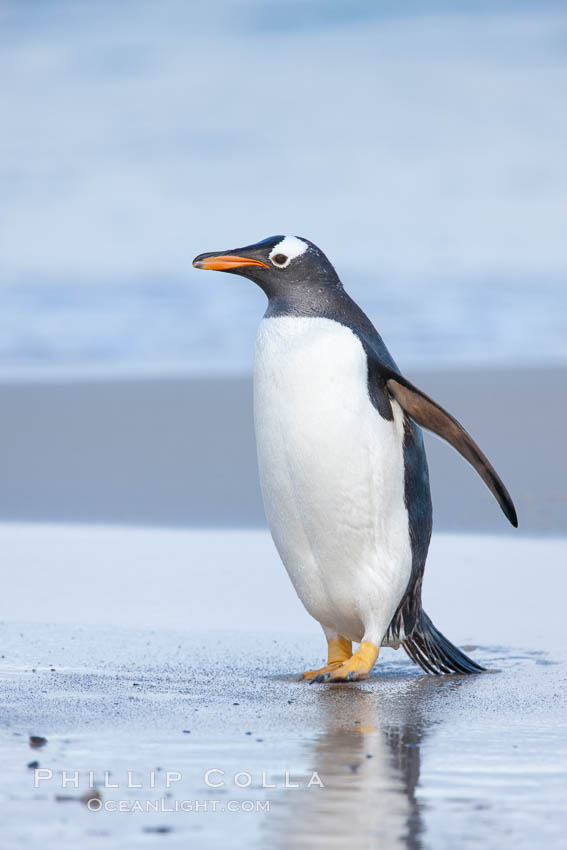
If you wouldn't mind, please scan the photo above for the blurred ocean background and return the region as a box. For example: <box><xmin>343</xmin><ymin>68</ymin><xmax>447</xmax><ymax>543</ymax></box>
<box><xmin>1</xmin><ymin>0</ymin><xmax>566</xmax><ymax>374</ymax></box>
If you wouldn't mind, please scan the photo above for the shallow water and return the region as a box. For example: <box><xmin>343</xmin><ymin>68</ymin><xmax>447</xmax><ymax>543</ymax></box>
<box><xmin>0</xmin><ymin>525</ymin><xmax>566</xmax><ymax>847</ymax></box>
<box><xmin>1</xmin><ymin>626</ymin><xmax>565</xmax><ymax>849</ymax></box>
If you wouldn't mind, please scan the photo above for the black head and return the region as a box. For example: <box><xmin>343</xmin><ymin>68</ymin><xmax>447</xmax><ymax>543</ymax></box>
<box><xmin>192</xmin><ymin>235</ymin><xmax>342</xmax><ymax>301</ymax></box>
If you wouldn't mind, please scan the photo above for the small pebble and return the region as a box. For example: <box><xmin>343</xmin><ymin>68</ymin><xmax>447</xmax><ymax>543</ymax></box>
<box><xmin>81</xmin><ymin>789</ymin><xmax>102</xmax><ymax>806</ymax></box>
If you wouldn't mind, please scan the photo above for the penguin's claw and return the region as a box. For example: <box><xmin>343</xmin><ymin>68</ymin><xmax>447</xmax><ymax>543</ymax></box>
<box><xmin>301</xmin><ymin>661</ymin><xmax>344</xmax><ymax>681</ymax></box>
<box><xmin>309</xmin><ymin>641</ymin><xmax>379</xmax><ymax>684</ymax></box>
<box><xmin>311</xmin><ymin>667</ymin><xmax>370</xmax><ymax>684</ymax></box>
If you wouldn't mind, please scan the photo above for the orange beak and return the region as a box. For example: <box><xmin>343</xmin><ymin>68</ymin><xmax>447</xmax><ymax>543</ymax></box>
<box><xmin>192</xmin><ymin>254</ymin><xmax>269</xmax><ymax>271</ymax></box>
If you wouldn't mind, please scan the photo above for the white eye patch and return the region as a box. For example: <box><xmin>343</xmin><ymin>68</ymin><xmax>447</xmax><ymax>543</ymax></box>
<box><xmin>269</xmin><ymin>235</ymin><xmax>308</xmax><ymax>268</ymax></box>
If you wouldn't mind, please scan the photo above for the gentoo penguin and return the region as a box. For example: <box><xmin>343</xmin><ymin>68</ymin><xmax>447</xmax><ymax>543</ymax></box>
<box><xmin>193</xmin><ymin>236</ymin><xmax>517</xmax><ymax>681</ymax></box>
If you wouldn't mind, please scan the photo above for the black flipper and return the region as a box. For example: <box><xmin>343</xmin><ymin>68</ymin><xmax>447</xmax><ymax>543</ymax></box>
<box><xmin>402</xmin><ymin>610</ymin><xmax>485</xmax><ymax>675</ymax></box>
<box><xmin>383</xmin><ymin>372</ymin><xmax>517</xmax><ymax>528</ymax></box>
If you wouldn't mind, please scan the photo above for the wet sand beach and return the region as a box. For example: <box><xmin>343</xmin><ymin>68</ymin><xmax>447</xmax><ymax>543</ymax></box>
<box><xmin>1</xmin><ymin>527</ymin><xmax>566</xmax><ymax>849</ymax></box>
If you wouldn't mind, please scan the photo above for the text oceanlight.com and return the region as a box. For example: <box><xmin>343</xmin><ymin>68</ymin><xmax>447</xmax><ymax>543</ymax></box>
<box><xmin>86</xmin><ymin>799</ymin><xmax>271</xmax><ymax>813</ymax></box>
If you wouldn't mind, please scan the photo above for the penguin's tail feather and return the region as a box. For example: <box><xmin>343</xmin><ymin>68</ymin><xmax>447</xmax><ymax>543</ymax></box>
<box><xmin>402</xmin><ymin>611</ymin><xmax>485</xmax><ymax>675</ymax></box>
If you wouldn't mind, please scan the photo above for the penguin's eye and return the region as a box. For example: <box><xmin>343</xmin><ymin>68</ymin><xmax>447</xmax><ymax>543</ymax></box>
<box><xmin>271</xmin><ymin>254</ymin><xmax>288</xmax><ymax>266</ymax></box>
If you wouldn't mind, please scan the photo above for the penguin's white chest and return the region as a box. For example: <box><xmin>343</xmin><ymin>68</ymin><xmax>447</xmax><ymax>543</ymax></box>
<box><xmin>253</xmin><ymin>316</ymin><xmax>412</xmax><ymax>645</ymax></box>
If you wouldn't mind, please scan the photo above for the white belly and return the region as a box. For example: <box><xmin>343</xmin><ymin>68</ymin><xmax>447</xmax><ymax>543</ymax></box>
<box><xmin>253</xmin><ymin>316</ymin><xmax>412</xmax><ymax>645</ymax></box>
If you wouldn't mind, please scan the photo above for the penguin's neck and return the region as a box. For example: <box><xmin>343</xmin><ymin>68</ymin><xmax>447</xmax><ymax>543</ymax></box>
<box><xmin>264</xmin><ymin>284</ymin><xmax>350</xmax><ymax>320</ymax></box>
<box><xmin>263</xmin><ymin>286</ymin><xmax>400</xmax><ymax>375</ymax></box>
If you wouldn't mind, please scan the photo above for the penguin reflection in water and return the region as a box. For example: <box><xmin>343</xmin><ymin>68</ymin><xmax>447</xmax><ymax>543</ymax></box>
<box><xmin>194</xmin><ymin>236</ymin><xmax>517</xmax><ymax>682</ymax></box>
